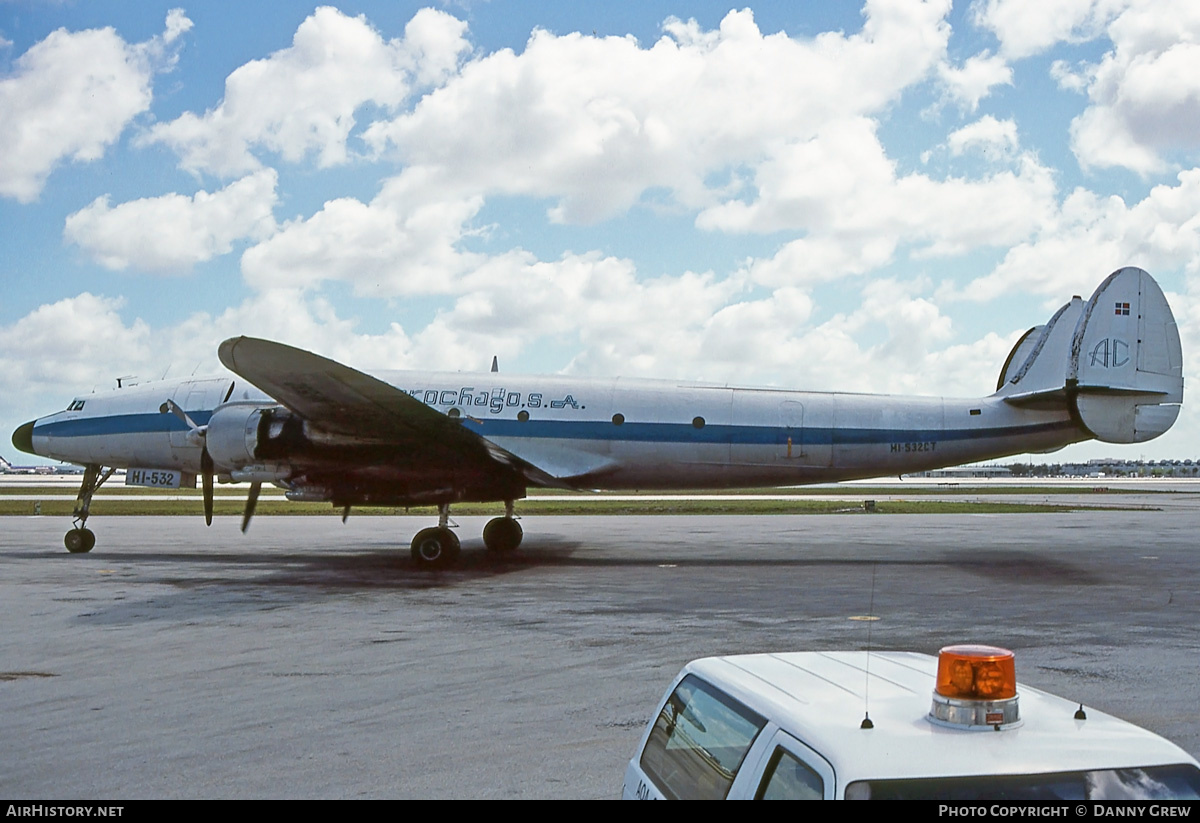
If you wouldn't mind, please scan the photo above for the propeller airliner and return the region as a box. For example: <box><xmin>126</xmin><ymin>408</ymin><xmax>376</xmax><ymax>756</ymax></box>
<box><xmin>12</xmin><ymin>267</ymin><xmax>1184</xmax><ymax>568</ymax></box>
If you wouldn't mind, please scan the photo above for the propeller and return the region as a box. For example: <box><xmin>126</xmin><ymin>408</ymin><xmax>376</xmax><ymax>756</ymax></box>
<box><xmin>162</xmin><ymin>398</ymin><xmax>264</xmax><ymax>532</ymax></box>
<box><xmin>201</xmin><ymin>448</ymin><xmax>214</xmax><ymax>526</ymax></box>
<box><xmin>162</xmin><ymin>399</ymin><xmax>214</xmax><ymax>526</ymax></box>
<box><xmin>241</xmin><ymin>482</ymin><xmax>261</xmax><ymax>533</ymax></box>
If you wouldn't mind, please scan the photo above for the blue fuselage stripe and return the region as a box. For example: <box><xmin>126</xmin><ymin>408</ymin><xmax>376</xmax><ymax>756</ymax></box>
<box><xmin>34</xmin><ymin>411</ymin><xmax>1076</xmax><ymax>446</ymax></box>
<box><xmin>34</xmin><ymin>411</ymin><xmax>214</xmax><ymax>439</ymax></box>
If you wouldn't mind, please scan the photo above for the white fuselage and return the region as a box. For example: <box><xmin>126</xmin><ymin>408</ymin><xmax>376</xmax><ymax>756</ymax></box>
<box><xmin>27</xmin><ymin>370</ymin><xmax>1085</xmax><ymax>491</ymax></box>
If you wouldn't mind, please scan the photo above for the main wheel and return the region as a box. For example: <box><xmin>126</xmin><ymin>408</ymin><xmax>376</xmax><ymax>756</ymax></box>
<box><xmin>64</xmin><ymin>528</ymin><xmax>95</xmax><ymax>554</ymax></box>
<box><xmin>482</xmin><ymin>517</ymin><xmax>523</xmax><ymax>554</ymax></box>
<box><xmin>410</xmin><ymin>527</ymin><xmax>461</xmax><ymax>569</ymax></box>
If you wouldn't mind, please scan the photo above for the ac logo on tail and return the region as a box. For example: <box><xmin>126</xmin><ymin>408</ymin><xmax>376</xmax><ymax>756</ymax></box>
<box><xmin>1089</xmin><ymin>337</ymin><xmax>1130</xmax><ymax>369</ymax></box>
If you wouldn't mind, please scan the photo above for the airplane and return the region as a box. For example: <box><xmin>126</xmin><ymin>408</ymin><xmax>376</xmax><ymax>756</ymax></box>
<box><xmin>10</xmin><ymin>267</ymin><xmax>1184</xmax><ymax>568</ymax></box>
<box><xmin>0</xmin><ymin>455</ymin><xmax>54</xmax><ymax>475</ymax></box>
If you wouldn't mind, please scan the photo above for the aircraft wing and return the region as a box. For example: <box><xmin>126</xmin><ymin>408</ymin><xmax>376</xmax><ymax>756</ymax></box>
<box><xmin>217</xmin><ymin>336</ymin><xmax>579</xmax><ymax>490</ymax></box>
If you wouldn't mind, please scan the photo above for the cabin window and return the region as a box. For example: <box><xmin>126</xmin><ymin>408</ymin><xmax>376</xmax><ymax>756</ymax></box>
<box><xmin>969</xmin><ymin>408</ymin><xmax>981</xmax><ymax>416</ymax></box>
<box><xmin>447</xmin><ymin>408</ymin><xmax>461</xmax><ymax>419</ymax></box>
<box><xmin>517</xmin><ymin>410</ymin><xmax>530</xmax><ymax>422</ymax></box>
<box><xmin>693</xmin><ymin>416</ymin><xmax>705</xmax><ymax>429</ymax></box>
<box><xmin>612</xmin><ymin>413</ymin><xmax>625</xmax><ymax>425</ymax></box>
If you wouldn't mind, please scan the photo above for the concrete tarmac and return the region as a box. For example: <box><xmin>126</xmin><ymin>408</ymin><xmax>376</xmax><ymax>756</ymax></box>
<box><xmin>2</xmin><ymin>506</ymin><xmax>1198</xmax><ymax>798</ymax></box>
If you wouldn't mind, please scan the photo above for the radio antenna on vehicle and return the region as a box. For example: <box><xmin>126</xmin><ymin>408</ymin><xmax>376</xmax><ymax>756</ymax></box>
<box><xmin>860</xmin><ymin>562</ymin><xmax>878</xmax><ymax>730</ymax></box>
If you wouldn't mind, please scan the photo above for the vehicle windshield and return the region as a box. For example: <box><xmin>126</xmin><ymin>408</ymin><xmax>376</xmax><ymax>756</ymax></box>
<box><xmin>847</xmin><ymin>764</ymin><xmax>1200</xmax><ymax>800</ymax></box>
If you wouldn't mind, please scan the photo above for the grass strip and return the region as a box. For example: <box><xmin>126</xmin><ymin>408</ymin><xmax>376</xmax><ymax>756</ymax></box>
<box><xmin>0</xmin><ymin>498</ymin><xmax>1133</xmax><ymax>517</ymax></box>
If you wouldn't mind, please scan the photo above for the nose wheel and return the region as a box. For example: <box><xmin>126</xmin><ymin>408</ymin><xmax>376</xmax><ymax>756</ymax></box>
<box><xmin>64</xmin><ymin>527</ymin><xmax>96</xmax><ymax>554</ymax></box>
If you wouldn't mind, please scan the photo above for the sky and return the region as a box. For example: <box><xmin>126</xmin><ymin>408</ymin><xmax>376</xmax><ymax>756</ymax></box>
<box><xmin>2</xmin><ymin>0</ymin><xmax>1199</xmax><ymax>465</ymax></box>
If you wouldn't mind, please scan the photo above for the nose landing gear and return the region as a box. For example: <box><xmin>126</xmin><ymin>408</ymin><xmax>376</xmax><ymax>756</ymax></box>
<box><xmin>64</xmin><ymin>464</ymin><xmax>114</xmax><ymax>553</ymax></box>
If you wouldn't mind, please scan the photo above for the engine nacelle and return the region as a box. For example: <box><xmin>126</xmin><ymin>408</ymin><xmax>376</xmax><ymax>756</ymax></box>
<box><xmin>206</xmin><ymin>404</ymin><xmax>303</xmax><ymax>471</ymax></box>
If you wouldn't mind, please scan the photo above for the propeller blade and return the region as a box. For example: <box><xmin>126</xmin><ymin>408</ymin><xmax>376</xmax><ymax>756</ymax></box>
<box><xmin>201</xmin><ymin>448</ymin><xmax>214</xmax><ymax>526</ymax></box>
<box><xmin>241</xmin><ymin>481</ymin><xmax>261</xmax><ymax>533</ymax></box>
<box><xmin>163</xmin><ymin>398</ymin><xmax>202</xmax><ymax>432</ymax></box>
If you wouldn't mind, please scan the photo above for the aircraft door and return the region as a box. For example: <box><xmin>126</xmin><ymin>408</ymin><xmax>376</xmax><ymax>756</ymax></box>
<box><xmin>169</xmin><ymin>379</ymin><xmax>230</xmax><ymax>460</ymax></box>
<box><xmin>779</xmin><ymin>398</ymin><xmax>832</xmax><ymax>467</ymax></box>
<box><xmin>780</xmin><ymin>401</ymin><xmax>804</xmax><ymax>461</ymax></box>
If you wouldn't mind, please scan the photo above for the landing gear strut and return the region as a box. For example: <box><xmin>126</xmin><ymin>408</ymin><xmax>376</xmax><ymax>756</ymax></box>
<box><xmin>64</xmin><ymin>464</ymin><xmax>114</xmax><ymax>554</ymax></box>
<box><xmin>483</xmin><ymin>500</ymin><xmax>522</xmax><ymax>554</ymax></box>
<box><xmin>410</xmin><ymin>503</ymin><xmax>460</xmax><ymax>569</ymax></box>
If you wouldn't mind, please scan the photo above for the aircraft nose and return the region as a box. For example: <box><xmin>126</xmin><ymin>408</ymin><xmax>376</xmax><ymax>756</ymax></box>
<box><xmin>12</xmin><ymin>420</ymin><xmax>37</xmax><ymax>455</ymax></box>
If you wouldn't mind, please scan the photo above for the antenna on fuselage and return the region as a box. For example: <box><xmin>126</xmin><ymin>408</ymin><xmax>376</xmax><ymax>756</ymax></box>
<box><xmin>490</xmin><ymin>356</ymin><xmax>499</xmax><ymax>373</ymax></box>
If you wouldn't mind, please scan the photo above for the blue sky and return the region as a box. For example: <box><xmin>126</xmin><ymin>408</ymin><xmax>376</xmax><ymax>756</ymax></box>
<box><xmin>3</xmin><ymin>0</ymin><xmax>1199</xmax><ymax>463</ymax></box>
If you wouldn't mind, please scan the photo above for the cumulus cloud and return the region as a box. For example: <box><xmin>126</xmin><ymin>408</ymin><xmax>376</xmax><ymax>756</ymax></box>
<box><xmin>64</xmin><ymin>170</ymin><xmax>279</xmax><ymax>272</ymax></box>
<box><xmin>701</xmin><ymin>118</ymin><xmax>1056</xmax><ymax>280</ymax></box>
<box><xmin>937</xmin><ymin>50</ymin><xmax>1013</xmax><ymax>111</ymax></box>
<box><xmin>362</xmin><ymin>3</ymin><xmax>952</xmax><ymax>223</ymax></box>
<box><xmin>144</xmin><ymin>7</ymin><xmax>470</xmax><ymax>175</ymax></box>
<box><xmin>960</xmin><ymin>168</ymin><xmax>1200</xmax><ymax>301</ymax></box>
<box><xmin>240</xmin><ymin>170</ymin><xmax>482</xmax><ymax>295</ymax></box>
<box><xmin>1067</xmin><ymin>0</ymin><xmax>1200</xmax><ymax>174</ymax></box>
<box><xmin>979</xmin><ymin>0</ymin><xmax>1200</xmax><ymax>174</ymax></box>
<box><xmin>425</xmin><ymin>254</ymin><xmax>744</xmax><ymax>377</ymax></box>
<box><xmin>973</xmin><ymin>0</ymin><xmax>1128</xmax><ymax>59</ymax></box>
<box><xmin>947</xmin><ymin>115</ymin><xmax>1020</xmax><ymax>158</ymax></box>
<box><xmin>0</xmin><ymin>10</ymin><xmax>190</xmax><ymax>202</ymax></box>
<box><xmin>0</xmin><ymin>294</ymin><xmax>152</xmax><ymax>391</ymax></box>
<box><xmin>0</xmin><ymin>289</ymin><xmax>416</xmax><ymax>440</ymax></box>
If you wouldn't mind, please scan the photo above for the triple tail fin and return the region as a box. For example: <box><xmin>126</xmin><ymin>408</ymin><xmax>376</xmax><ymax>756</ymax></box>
<box><xmin>994</xmin><ymin>267</ymin><xmax>1183</xmax><ymax>444</ymax></box>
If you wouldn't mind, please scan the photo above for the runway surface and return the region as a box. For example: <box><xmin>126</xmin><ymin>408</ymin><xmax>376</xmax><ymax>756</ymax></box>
<box><xmin>2</xmin><ymin>504</ymin><xmax>1198</xmax><ymax>798</ymax></box>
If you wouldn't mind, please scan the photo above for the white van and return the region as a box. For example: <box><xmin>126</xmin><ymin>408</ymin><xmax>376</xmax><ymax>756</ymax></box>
<box><xmin>622</xmin><ymin>646</ymin><xmax>1200</xmax><ymax>800</ymax></box>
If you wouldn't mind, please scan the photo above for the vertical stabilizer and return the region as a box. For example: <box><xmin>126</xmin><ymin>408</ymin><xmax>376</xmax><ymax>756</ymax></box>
<box><xmin>1069</xmin><ymin>267</ymin><xmax>1184</xmax><ymax>443</ymax></box>
<box><xmin>996</xmin><ymin>298</ymin><xmax>1084</xmax><ymax>400</ymax></box>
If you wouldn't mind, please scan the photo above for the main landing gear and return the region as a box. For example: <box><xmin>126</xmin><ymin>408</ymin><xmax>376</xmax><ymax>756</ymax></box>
<box><xmin>64</xmin><ymin>464</ymin><xmax>114</xmax><ymax>554</ymax></box>
<box><xmin>410</xmin><ymin>504</ymin><xmax>461</xmax><ymax>569</ymax></box>
<box><xmin>483</xmin><ymin>500</ymin><xmax>523</xmax><ymax>555</ymax></box>
<box><xmin>408</xmin><ymin>500</ymin><xmax>523</xmax><ymax>569</ymax></box>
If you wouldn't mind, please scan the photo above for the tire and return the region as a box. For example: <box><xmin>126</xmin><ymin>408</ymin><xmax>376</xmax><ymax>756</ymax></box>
<box><xmin>482</xmin><ymin>517</ymin><xmax>523</xmax><ymax>554</ymax></box>
<box><xmin>410</xmin><ymin>527</ymin><xmax>461</xmax><ymax>569</ymax></box>
<box><xmin>65</xmin><ymin>528</ymin><xmax>95</xmax><ymax>554</ymax></box>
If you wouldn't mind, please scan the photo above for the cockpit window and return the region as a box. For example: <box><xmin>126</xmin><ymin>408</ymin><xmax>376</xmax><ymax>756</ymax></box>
<box><xmin>67</xmin><ymin>400</ymin><xmax>86</xmax><ymax>411</ymax></box>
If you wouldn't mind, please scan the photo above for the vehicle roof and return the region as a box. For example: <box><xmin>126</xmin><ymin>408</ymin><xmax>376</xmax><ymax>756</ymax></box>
<box><xmin>684</xmin><ymin>651</ymin><xmax>1196</xmax><ymax>784</ymax></box>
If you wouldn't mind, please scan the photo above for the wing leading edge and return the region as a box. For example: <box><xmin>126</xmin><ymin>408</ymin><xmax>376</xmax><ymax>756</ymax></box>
<box><xmin>217</xmin><ymin>336</ymin><xmax>578</xmax><ymax>491</ymax></box>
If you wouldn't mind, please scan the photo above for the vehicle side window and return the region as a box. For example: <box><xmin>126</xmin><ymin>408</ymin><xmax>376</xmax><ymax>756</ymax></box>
<box><xmin>755</xmin><ymin>747</ymin><xmax>824</xmax><ymax>800</ymax></box>
<box><xmin>639</xmin><ymin>674</ymin><xmax>767</xmax><ymax>800</ymax></box>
